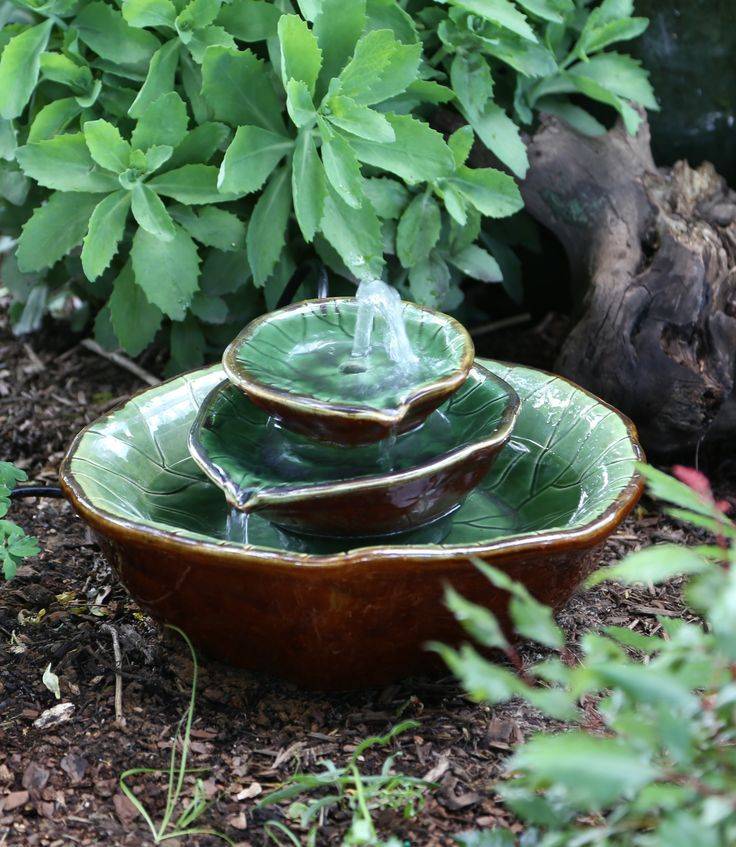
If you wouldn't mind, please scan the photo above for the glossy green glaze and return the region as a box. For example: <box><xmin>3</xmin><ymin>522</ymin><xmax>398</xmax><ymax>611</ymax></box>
<box><xmin>63</xmin><ymin>361</ymin><xmax>640</xmax><ymax>556</ymax></box>
<box><xmin>222</xmin><ymin>298</ymin><xmax>474</xmax><ymax>444</ymax></box>
<box><xmin>188</xmin><ymin>365</ymin><xmax>519</xmax><ymax>537</ymax></box>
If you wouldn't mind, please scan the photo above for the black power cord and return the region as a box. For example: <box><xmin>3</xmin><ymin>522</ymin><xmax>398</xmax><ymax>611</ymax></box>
<box><xmin>10</xmin><ymin>485</ymin><xmax>64</xmax><ymax>499</ymax></box>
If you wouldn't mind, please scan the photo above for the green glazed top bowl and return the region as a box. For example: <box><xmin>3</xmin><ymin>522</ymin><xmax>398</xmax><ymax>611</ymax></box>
<box><xmin>187</xmin><ymin>365</ymin><xmax>519</xmax><ymax>538</ymax></box>
<box><xmin>222</xmin><ymin>297</ymin><xmax>475</xmax><ymax>445</ymax></box>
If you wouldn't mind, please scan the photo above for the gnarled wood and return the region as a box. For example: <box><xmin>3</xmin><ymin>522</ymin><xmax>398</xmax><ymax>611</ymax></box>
<box><xmin>522</xmin><ymin>115</ymin><xmax>736</xmax><ymax>457</ymax></box>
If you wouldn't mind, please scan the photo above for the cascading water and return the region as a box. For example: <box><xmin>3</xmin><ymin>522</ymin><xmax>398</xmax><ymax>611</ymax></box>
<box><xmin>348</xmin><ymin>279</ymin><xmax>419</xmax><ymax>368</ymax></box>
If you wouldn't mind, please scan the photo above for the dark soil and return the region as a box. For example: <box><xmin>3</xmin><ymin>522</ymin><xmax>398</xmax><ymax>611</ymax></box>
<box><xmin>0</xmin><ymin>308</ymin><xmax>731</xmax><ymax>847</ymax></box>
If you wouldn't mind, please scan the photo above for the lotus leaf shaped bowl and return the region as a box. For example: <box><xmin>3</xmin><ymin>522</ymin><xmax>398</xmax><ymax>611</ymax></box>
<box><xmin>60</xmin><ymin>360</ymin><xmax>644</xmax><ymax>689</ymax></box>
<box><xmin>188</xmin><ymin>365</ymin><xmax>519</xmax><ymax>538</ymax></box>
<box><xmin>222</xmin><ymin>297</ymin><xmax>474</xmax><ymax>445</ymax></box>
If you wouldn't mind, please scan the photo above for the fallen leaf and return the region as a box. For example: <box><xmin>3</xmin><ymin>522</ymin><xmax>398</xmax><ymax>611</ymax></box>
<box><xmin>33</xmin><ymin>702</ymin><xmax>75</xmax><ymax>729</ymax></box>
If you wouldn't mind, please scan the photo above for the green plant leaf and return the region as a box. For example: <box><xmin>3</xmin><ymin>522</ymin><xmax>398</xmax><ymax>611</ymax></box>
<box><xmin>76</xmin><ymin>2</ymin><xmax>161</xmax><ymax>66</ymax></box>
<box><xmin>449</xmin><ymin>244</ymin><xmax>502</xmax><ymax>283</ymax></box>
<box><xmin>81</xmin><ymin>190</ymin><xmax>132</xmax><ymax>280</ymax></box>
<box><xmin>143</xmin><ymin>145</ymin><xmax>173</xmax><ymax>173</ymax></box>
<box><xmin>109</xmin><ymin>261</ymin><xmax>163</xmax><ymax>355</ymax></box>
<box><xmin>84</xmin><ymin>119</ymin><xmax>132</xmax><ymax>173</ymax></box>
<box><xmin>131</xmin><ymin>92</ymin><xmax>188</xmax><ymax>151</ymax></box>
<box><xmin>186</xmin><ymin>24</ymin><xmax>236</xmax><ymax>64</ymax></box>
<box><xmin>509</xmin><ymin>594</ymin><xmax>564</xmax><ymax>649</ymax></box>
<box><xmin>448</xmin><ymin>126</ymin><xmax>474</xmax><ymax>168</ymax></box>
<box><xmin>292</xmin><ymin>128</ymin><xmax>325</xmax><ymax>242</ymax></box>
<box><xmin>455</xmin><ymin>829</ymin><xmax>516</xmax><ymax>846</ymax></box>
<box><xmin>285</xmin><ymin>79</ymin><xmax>316</xmax><ymax>128</ymax></box>
<box><xmin>568</xmin><ymin>52</ymin><xmax>657</xmax><ymax>110</ymax></box>
<box><xmin>149</xmin><ymin>163</ymin><xmax>236</xmax><ymax>203</ymax></box>
<box><xmin>321</xmin><ymin>134</ymin><xmax>364</xmax><ymax>209</ymax></box>
<box><xmin>246</xmin><ymin>166</ymin><xmax>291</xmax><ymax>286</ymax></box>
<box><xmin>278</xmin><ymin>14</ymin><xmax>322</xmax><ymax>95</ymax></box>
<box><xmin>587</xmin><ymin>545</ymin><xmax>709</xmax><ymax>588</ymax></box>
<box><xmin>40</xmin><ymin>52</ymin><xmax>93</xmax><ymax>94</ymax></box>
<box><xmin>122</xmin><ymin>0</ymin><xmax>177</xmax><ymax>28</ymax></box>
<box><xmin>445</xmin><ymin>585</ymin><xmax>508</xmax><ymax>650</ymax></box>
<box><xmin>338</xmin><ymin>29</ymin><xmax>421</xmax><ymax>105</ymax></box>
<box><xmin>201</xmin><ymin>45</ymin><xmax>285</xmax><ymax>134</ymax></box>
<box><xmin>218</xmin><ymin>125</ymin><xmax>292</xmax><ymax>194</ymax></box>
<box><xmin>167</xmin><ymin>122</ymin><xmax>230</xmax><ymax>169</ymax></box>
<box><xmin>129</xmin><ymin>39</ymin><xmax>181</xmax><ymax>119</ymax></box>
<box><xmin>448</xmin><ymin>166</ymin><xmax>523</xmax><ymax>217</ymax></box>
<box><xmin>325</xmin><ymin>96</ymin><xmax>395</xmax><ymax>142</ymax></box>
<box><xmin>365</xmin><ymin>0</ymin><xmax>418</xmax><ymax>43</ymax></box>
<box><xmin>408</xmin><ymin>253</ymin><xmax>450</xmax><ymax>308</ymax></box>
<box><xmin>450</xmin><ymin>52</ymin><xmax>493</xmax><ymax>118</ymax></box>
<box><xmin>189</xmin><ymin>291</ymin><xmax>229</xmax><ymax>323</ymax></box>
<box><xmin>508</xmin><ymin>733</ymin><xmax>658</xmax><ymax>808</ymax></box>
<box><xmin>215</xmin><ymin>0</ymin><xmax>280</xmax><ymax>41</ymax></box>
<box><xmin>313</xmin><ymin>0</ymin><xmax>366</xmax><ymax>93</ymax></box>
<box><xmin>0</xmin><ymin>20</ymin><xmax>53</xmax><ymax>120</ymax></box>
<box><xmin>169</xmin><ymin>315</ymin><xmax>206</xmax><ymax>371</ymax></box>
<box><xmin>363</xmin><ymin>177</ymin><xmax>408</xmax><ymax>219</ymax></box>
<box><xmin>16</xmin><ymin>134</ymin><xmax>120</xmax><ymax>193</ymax></box>
<box><xmin>171</xmin><ymin>205</ymin><xmax>245</xmax><ymax>250</ymax></box>
<box><xmin>176</xmin><ymin>0</ymin><xmax>222</xmax><ymax>33</ymax></box>
<box><xmin>577</xmin><ymin>8</ymin><xmax>648</xmax><ymax>58</ymax></box>
<box><xmin>448</xmin><ymin>0</ymin><xmax>537</xmax><ymax>42</ymax></box>
<box><xmin>0</xmin><ymin>118</ymin><xmax>17</xmax><ymax>161</ymax></box>
<box><xmin>535</xmin><ymin>96</ymin><xmax>606</xmax><ymax>137</ymax></box>
<box><xmin>567</xmin><ymin>72</ymin><xmax>641</xmax><ymax>134</ymax></box>
<box><xmin>16</xmin><ymin>192</ymin><xmax>100</xmax><ymax>272</ymax></box>
<box><xmin>433</xmin><ymin>643</ymin><xmax>520</xmax><ymax>704</ymax></box>
<box><xmin>130</xmin><ymin>223</ymin><xmax>200</xmax><ymax>319</ymax></box>
<box><xmin>131</xmin><ymin>181</ymin><xmax>176</xmax><ymax>240</ymax></box>
<box><xmin>27</xmin><ymin>98</ymin><xmax>82</xmax><ymax>144</ymax></box>
<box><xmin>349</xmin><ymin>114</ymin><xmax>454</xmax><ymax>184</ymax></box>
<box><xmin>396</xmin><ymin>192</ymin><xmax>440</xmax><ymax>268</ymax></box>
<box><xmin>465</xmin><ymin>103</ymin><xmax>529</xmax><ymax>179</ymax></box>
<box><xmin>320</xmin><ymin>183</ymin><xmax>384</xmax><ymax>280</ymax></box>
<box><xmin>515</xmin><ymin>0</ymin><xmax>567</xmax><ymax>23</ymax></box>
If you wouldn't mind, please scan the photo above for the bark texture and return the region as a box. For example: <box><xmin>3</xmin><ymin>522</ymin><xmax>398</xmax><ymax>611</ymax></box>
<box><xmin>522</xmin><ymin>115</ymin><xmax>736</xmax><ymax>457</ymax></box>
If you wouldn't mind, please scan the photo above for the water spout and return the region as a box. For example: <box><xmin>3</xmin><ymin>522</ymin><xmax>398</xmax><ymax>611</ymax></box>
<box><xmin>349</xmin><ymin>280</ymin><xmax>418</xmax><ymax>367</ymax></box>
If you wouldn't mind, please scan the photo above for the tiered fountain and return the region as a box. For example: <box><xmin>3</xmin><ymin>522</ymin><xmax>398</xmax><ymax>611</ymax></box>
<box><xmin>60</xmin><ymin>282</ymin><xmax>644</xmax><ymax>688</ymax></box>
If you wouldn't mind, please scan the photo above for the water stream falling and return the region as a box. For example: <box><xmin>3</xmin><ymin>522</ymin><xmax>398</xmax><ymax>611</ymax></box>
<box><xmin>348</xmin><ymin>279</ymin><xmax>419</xmax><ymax>367</ymax></box>
<box><xmin>226</xmin><ymin>508</ymin><xmax>249</xmax><ymax>544</ymax></box>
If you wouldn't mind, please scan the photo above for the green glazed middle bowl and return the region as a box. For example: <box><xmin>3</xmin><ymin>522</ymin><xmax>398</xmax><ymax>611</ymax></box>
<box><xmin>188</xmin><ymin>365</ymin><xmax>520</xmax><ymax>538</ymax></box>
<box><xmin>222</xmin><ymin>297</ymin><xmax>475</xmax><ymax>445</ymax></box>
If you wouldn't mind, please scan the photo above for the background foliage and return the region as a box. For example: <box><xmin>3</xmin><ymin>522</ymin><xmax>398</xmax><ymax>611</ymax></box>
<box><xmin>0</xmin><ymin>0</ymin><xmax>655</xmax><ymax>370</ymax></box>
<box><xmin>439</xmin><ymin>465</ymin><xmax>736</xmax><ymax>847</ymax></box>
<box><xmin>0</xmin><ymin>461</ymin><xmax>39</xmax><ymax>579</ymax></box>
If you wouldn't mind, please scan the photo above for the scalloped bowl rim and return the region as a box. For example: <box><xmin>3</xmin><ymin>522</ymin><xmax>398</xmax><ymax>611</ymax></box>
<box><xmin>59</xmin><ymin>361</ymin><xmax>646</xmax><ymax>570</ymax></box>
<box><xmin>222</xmin><ymin>297</ymin><xmax>476</xmax><ymax>427</ymax></box>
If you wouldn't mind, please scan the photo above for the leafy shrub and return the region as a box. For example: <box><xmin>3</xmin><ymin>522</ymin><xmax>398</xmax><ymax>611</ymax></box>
<box><xmin>437</xmin><ymin>464</ymin><xmax>736</xmax><ymax>846</ymax></box>
<box><xmin>0</xmin><ymin>461</ymin><xmax>40</xmax><ymax>579</ymax></box>
<box><xmin>0</xmin><ymin>0</ymin><xmax>655</xmax><ymax>369</ymax></box>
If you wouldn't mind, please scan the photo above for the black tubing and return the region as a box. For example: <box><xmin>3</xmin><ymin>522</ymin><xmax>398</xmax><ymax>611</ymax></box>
<box><xmin>275</xmin><ymin>263</ymin><xmax>330</xmax><ymax>309</ymax></box>
<box><xmin>10</xmin><ymin>485</ymin><xmax>64</xmax><ymax>499</ymax></box>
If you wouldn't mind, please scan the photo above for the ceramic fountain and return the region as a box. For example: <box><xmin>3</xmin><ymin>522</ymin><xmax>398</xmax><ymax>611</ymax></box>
<box><xmin>60</xmin><ymin>280</ymin><xmax>644</xmax><ymax>689</ymax></box>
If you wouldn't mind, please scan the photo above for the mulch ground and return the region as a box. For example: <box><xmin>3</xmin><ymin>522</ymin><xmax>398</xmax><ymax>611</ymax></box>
<box><xmin>0</xmin><ymin>309</ymin><xmax>732</xmax><ymax>847</ymax></box>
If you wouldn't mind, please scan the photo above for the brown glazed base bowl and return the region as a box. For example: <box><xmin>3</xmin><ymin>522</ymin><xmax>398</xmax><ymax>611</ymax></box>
<box><xmin>59</xmin><ymin>359</ymin><xmax>644</xmax><ymax>690</ymax></box>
